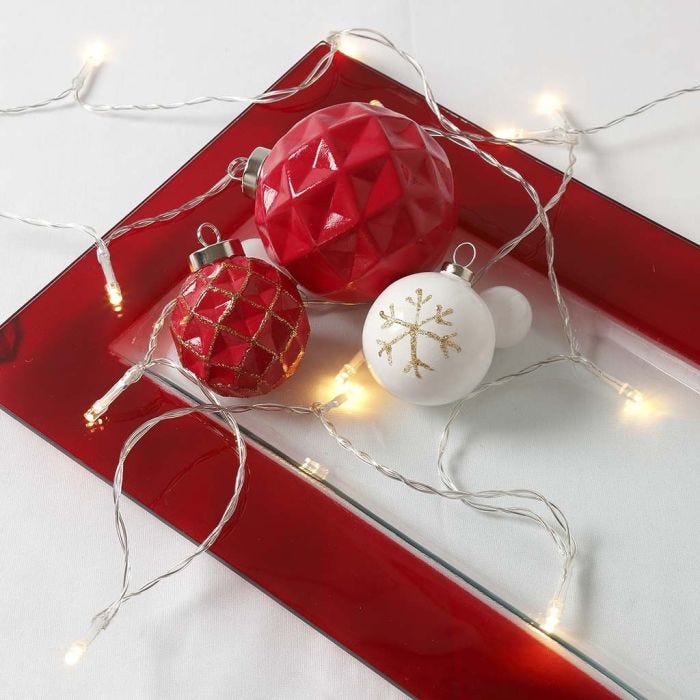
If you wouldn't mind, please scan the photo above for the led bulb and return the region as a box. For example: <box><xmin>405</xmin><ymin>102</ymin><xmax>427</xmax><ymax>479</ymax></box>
<box><xmin>493</xmin><ymin>127</ymin><xmax>524</xmax><ymax>141</ymax></box>
<box><xmin>535</xmin><ymin>93</ymin><xmax>563</xmax><ymax>116</ymax></box>
<box><xmin>83</xmin><ymin>42</ymin><xmax>108</xmax><ymax>67</ymax></box>
<box><xmin>106</xmin><ymin>281</ymin><xmax>123</xmax><ymax>311</ymax></box>
<box><xmin>626</xmin><ymin>389</ymin><xmax>644</xmax><ymax>404</ymax></box>
<box><xmin>64</xmin><ymin>641</ymin><xmax>87</xmax><ymax>666</ymax></box>
<box><xmin>541</xmin><ymin>600</ymin><xmax>562</xmax><ymax>633</ymax></box>
<box><xmin>334</xmin><ymin>351</ymin><xmax>365</xmax><ymax>388</ymax></box>
<box><xmin>84</xmin><ymin>406</ymin><xmax>101</xmax><ymax>426</ymax></box>
<box><xmin>617</xmin><ymin>383</ymin><xmax>644</xmax><ymax>403</ymax></box>
<box><xmin>335</xmin><ymin>34</ymin><xmax>363</xmax><ymax>60</ymax></box>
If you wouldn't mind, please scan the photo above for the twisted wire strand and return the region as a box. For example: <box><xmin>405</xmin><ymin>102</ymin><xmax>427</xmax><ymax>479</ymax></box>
<box><xmin>104</xmin><ymin>157</ymin><xmax>247</xmax><ymax>244</ymax></box>
<box><xmin>89</xmin><ymin>367</ymin><xmax>327</xmax><ymax>636</ymax></box>
<box><xmin>332</xmin><ymin>28</ymin><xmax>700</xmax><ymax>146</ymax></box>
<box><xmin>4</xmin><ymin>26</ymin><xmax>698</xmax><ymax>298</ymax></box>
<box><xmin>74</xmin><ymin>45</ymin><xmax>338</xmax><ymax>113</ymax></box>
<box><xmin>0</xmin><ymin>69</ymin><xmax>80</xmax><ymax>115</ymax></box>
<box><xmin>0</xmin><ymin>83</ymin><xmax>75</xmax><ymax>114</ymax></box>
<box><xmin>437</xmin><ymin>356</ymin><xmax>578</xmax><ymax>593</ymax></box>
<box><xmin>314</xmin><ymin>399</ymin><xmax>574</xmax><ymax>558</ymax></box>
<box><xmin>88</xmin><ymin>319</ymin><xmax>248</xmax><ymax>631</ymax></box>
<box><xmin>0</xmin><ymin>210</ymin><xmax>104</xmax><ymax>253</ymax></box>
<box><xmin>575</xmin><ymin>84</ymin><xmax>700</xmax><ymax>135</ymax></box>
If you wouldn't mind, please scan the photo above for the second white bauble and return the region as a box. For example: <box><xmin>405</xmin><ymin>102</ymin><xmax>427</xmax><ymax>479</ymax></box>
<box><xmin>481</xmin><ymin>285</ymin><xmax>533</xmax><ymax>349</ymax></box>
<box><xmin>362</xmin><ymin>270</ymin><xmax>495</xmax><ymax>406</ymax></box>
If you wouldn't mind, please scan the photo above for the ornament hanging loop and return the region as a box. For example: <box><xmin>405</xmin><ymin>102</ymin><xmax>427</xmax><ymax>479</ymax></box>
<box><xmin>196</xmin><ymin>222</ymin><xmax>222</xmax><ymax>247</ymax></box>
<box><xmin>189</xmin><ymin>223</ymin><xmax>243</xmax><ymax>272</ymax></box>
<box><xmin>441</xmin><ymin>241</ymin><xmax>477</xmax><ymax>284</ymax></box>
<box><xmin>452</xmin><ymin>241</ymin><xmax>477</xmax><ymax>268</ymax></box>
<box><xmin>227</xmin><ymin>156</ymin><xmax>248</xmax><ymax>182</ymax></box>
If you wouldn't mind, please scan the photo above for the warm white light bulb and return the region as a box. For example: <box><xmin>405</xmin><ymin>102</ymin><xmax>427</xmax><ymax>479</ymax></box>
<box><xmin>83</xmin><ymin>41</ymin><xmax>108</xmax><ymax>67</ymax></box>
<box><xmin>64</xmin><ymin>641</ymin><xmax>87</xmax><ymax>666</ymax></box>
<box><xmin>334</xmin><ymin>351</ymin><xmax>365</xmax><ymax>388</ymax></box>
<box><xmin>620</xmin><ymin>391</ymin><xmax>661</xmax><ymax>423</ymax></box>
<box><xmin>627</xmin><ymin>389</ymin><xmax>644</xmax><ymax>404</ymax></box>
<box><xmin>535</xmin><ymin>93</ymin><xmax>563</xmax><ymax>116</ymax></box>
<box><xmin>541</xmin><ymin>601</ymin><xmax>562</xmax><ymax>633</ymax></box>
<box><xmin>335</xmin><ymin>34</ymin><xmax>363</xmax><ymax>60</ymax></box>
<box><xmin>106</xmin><ymin>281</ymin><xmax>123</xmax><ymax>311</ymax></box>
<box><xmin>493</xmin><ymin>127</ymin><xmax>524</xmax><ymax>141</ymax></box>
<box><xmin>617</xmin><ymin>383</ymin><xmax>645</xmax><ymax>404</ymax></box>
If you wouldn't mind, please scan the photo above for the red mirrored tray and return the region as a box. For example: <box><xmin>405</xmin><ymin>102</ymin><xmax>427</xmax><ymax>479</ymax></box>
<box><xmin>0</xmin><ymin>42</ymin><xmax>698</xmax><ymax>698</ymax></box>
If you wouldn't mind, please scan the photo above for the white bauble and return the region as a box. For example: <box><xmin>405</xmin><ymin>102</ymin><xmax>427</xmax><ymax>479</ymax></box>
<box><xmin>480</xmin><ymin>286</ymin><xmax>532</xmax><ymax>349</ymax></box>
<box><xmin>362</xmin><ymin>271</ymin><xmax>495</xmax><ymax>406</ymax></box>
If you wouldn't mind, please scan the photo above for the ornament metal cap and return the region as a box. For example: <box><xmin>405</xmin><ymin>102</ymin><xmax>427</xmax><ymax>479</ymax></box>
<box><xmin>441</xmin><ymin>241</ymin><xmax>477</xmax><ymax>284</ymax></box>
<box><xmin>188</xmin><ymin>223</ymin><xmax>244</xmax><ymax>272</ymax></box>
<box><xmin>241</xmin><ymin>146</ymin><xmax>271</xmax><ymax>198</ymax></box>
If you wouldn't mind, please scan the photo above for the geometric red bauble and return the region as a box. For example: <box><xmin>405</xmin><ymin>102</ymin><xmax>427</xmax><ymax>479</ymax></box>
<box><xmin>254</xmin><ymin>102</ymin><xmax>456</xmax><ymax>302</ymax></box>
<box><xmin>170</xmin><ymin>254</ymin><xmax>310</xmax><ymax>397</ymax></box>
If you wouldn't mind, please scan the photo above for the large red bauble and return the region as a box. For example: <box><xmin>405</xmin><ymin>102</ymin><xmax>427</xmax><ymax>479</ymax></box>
<box><xmin>254</xmin><ymin>102</ymin><xmax>456</xmax><ymax>302</ymax></box>
<box><xmin>170</xmin><ymin>255</ymin><xmax>310</xmax><ymax>397</ymax></box>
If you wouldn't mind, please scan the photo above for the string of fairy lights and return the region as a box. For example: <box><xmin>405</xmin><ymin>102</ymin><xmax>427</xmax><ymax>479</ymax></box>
<box><xmin>1</xmin><ymin>27</ymin><xmax>695</xmax><ymax>663</ymax></box>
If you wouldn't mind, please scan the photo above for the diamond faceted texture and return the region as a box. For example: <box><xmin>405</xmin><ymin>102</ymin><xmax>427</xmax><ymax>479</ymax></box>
<box><xmin>254</xmin><ymin>101</ymin><xmax>456</xmax><ymax>302</ymax></box>
<box><xmin>170</xmin><ymin>255</ymin><xmax>310</xmax><ymax>397</ymax></box>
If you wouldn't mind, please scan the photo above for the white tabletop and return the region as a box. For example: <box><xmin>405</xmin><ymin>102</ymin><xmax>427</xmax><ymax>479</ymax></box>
<box><xmin>1</xmin><ymin>2</ymin><xmax>698</xmax><ymax>698</ymax></box>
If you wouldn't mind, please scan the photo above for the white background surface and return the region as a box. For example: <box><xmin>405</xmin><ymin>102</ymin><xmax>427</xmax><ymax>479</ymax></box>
<box><xmin>1</xmin><ymin>2</ymin><xmax>699</xmax><ymax>698</ymax></box>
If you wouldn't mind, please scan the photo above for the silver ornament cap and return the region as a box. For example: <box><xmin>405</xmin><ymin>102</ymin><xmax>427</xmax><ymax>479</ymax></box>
<box><xmin>188</xmin><ymin>223</ymin><xmax>243</xmax><ymax>272</ymax></box>
<box><xmin>440</xmin><ymin>242</ymin><xmax>477</xmax><ymax>284</ymax></box>
<box><xmin>241</xmin><ymin>146</ymin><xmax>271</xmax><ymax>199</ymax></box>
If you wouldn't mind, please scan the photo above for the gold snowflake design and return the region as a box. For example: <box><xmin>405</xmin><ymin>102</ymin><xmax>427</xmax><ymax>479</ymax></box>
<box><xmin>377</xmin><ymin>288</ymin><xmax>461</xmax><ymax>378</ymax></box>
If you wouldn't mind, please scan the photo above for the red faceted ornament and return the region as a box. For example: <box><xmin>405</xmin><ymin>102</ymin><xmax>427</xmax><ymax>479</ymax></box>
<box><xmin>253</xmin><ymin>102</ymin><xmax>456</xmax><ymax>302</ymax></box>
<box><xmin>170</xmin><ymin>227</ymin><xmax>310</xmax><ymax>397</ymax></box>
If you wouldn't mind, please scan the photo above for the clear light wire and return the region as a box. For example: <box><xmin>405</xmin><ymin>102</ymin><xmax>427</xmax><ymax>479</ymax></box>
<box><xmin>330</xmin><ymin>27</ymin><xmax>700</xmax><ymax>146</ymax></box>
<box><xmin>73</xmin><ymin>300</ymin><xmax>345</xmax><ymax>661</ymax></box>
<box><xmin>103</xmin><ymin>157</ymin><xmax>247</xmax><ymax>244</ymax></box>
<box><xmin>57</xmin><ymin>26</ymin><xmax>700</xmax><ymax>645</ymax></box>
<box><xmin>3</xmin><ymin>26</ymin><xmax>698</xmax><ymax>310</ymax></box>
<box><xmin>1</xmin><ymin>41</ymin><xmax>340</xmax><ymax>303</ymax></box>
<box><xmin>0</xmin><ymin>209</ymin><xmax>122</xmax><ymax>309</ymax></box>
<box><xmin>73</xmin><ymin>41</ymin><xmax>338</xmax><ymax>113</ymax></box>
<box><xmin>0</xmin><ymin>57</ymin><xmax>98</xmax><ymax>115</ymax></box>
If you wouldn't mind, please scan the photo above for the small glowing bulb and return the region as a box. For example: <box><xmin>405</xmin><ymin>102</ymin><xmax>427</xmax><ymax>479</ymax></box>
<box><xmin>83</xmin><ymin>42</ymin><xmax>108</xmax><ymax>67</ymax></box>
<box><xmin>535</xmin><ymin>93</ymin><xmax>563</xmax><ymax>116</ymax></box>
<box><xmin>541</xmin><ymin>600</ymin><xmax>562</xmax><ymax>633</ymax></box>
<box><xmin>335</xmin><ymin>34</ymin><xmax>363</xmax><ymax>60</ymax></box>
<box><xmin>627</xmin><ymin>389</ymin><xmax>644</xmax><ymax>404</ymax></box>
<box><xmin>64</xmin><ymin>641</ymin><xmax>87</xmax><ymax>666</ymax></box>
<box><xmin>618</xmin><ymin>383</ymin><xmax>644</xmax><ymax>403</ymax></box>
<box><xmin>493</xmin><ymin>127</ymin><xmax>525</xmax><ymax>141</ymax></box>
<box><xmin>369</xmin><ymin>99</ymin><xmax>384</xmax><ymax>108</ymax></box>
<box><xmin>84</xmin><ymin>397</ymin><xmax>108</xmax><ymax>425</ymax></box>
<box><xmin>334</xmin><ymin>351</ymin><xmax>365</xmax><ymax>389</ymax></box>
<box><xmin>106</xmin><ymin>282</ymin><xmax>123</xmax><ymax>311</ymax></box>
<box><xmin>620</xmin><ymin>392</ymin><xmax>661</xmax><ymax>423</ymax></box>
<box><xmin>335</xmin><ymin>366</ymin><xmax>355</xmax><ymax>388</ymax></box>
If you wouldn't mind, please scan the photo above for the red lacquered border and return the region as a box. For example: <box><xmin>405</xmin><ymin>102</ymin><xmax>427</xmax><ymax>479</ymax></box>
<box><xmin>2</xmin><ymin>41</ymin><xmax>694</xmax><ymax>697</ymax></box>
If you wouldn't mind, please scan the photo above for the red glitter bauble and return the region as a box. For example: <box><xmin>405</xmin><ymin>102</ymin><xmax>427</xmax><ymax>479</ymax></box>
<box><xmin>254</xmin><ymin>102</ymin><xmax>455</xmax><ymax>302</ymax></box>
<box><xmin>170</xmin><ymin>255</ymin><xmax>310</xmax><ymax>397</ymax></box>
